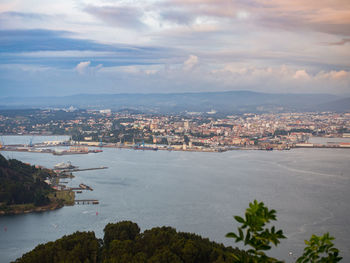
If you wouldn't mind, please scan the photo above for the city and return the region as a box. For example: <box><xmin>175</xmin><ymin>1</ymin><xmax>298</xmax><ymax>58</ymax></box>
<box><xmin>1</xmin><ymin>0</ymin><xmax>349</xmax><ymax>262</ymax></box>
<box><xmin>1</xmin><ymin>109</ymin><xmax>350</xmax><ymax>152</ymax></box>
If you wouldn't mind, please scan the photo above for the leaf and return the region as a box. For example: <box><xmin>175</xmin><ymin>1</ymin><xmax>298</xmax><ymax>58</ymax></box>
<box><xmin>234</xmin><ymin>216</ymin><xmax>245</xmax><ymax>224</ymax></box>
<box><xmin>239</xmin><ymin>228</ymin><xmax>244</xmax><ymax>240</ymax></box>
<box><xmin>226</xmin><ymin>232</ymin><xmax>238</xmax><ymax>239</ymax></box>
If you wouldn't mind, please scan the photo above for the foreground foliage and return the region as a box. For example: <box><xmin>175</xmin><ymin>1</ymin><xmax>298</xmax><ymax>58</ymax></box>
<box><xmin>226</xmin><ymin>200</ymin><xmax>286</xmax><ymax>262</ymax></box>
<box><xmin>14</xmin><ymin>201</ymin><xmax>342</xmax><ymax>263</ymax></box>
<box><xmin>296</xmin><ymin>233</ymin><xmax>342</xmax><ymax>263</ymax></box>
<box><xmin>15</xmin><ymin>221</ymin><xmax>246</xmax><ymax>263</ymax></box>
<box><xmin>227</xmin><ymin>200</ymin><xmax>342</xmax><ymax>263</ymax></box>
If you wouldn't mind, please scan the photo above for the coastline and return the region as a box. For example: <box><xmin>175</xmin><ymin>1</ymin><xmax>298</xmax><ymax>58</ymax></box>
<box><xmin>0</xmin><ymin>202</ymin><xmax>63</xmax><ymax>216</ymax></box>
<box><xmin>0</xmin><ymin>190</ymin><xmax>75</xmax><ymax>216</ymax></box>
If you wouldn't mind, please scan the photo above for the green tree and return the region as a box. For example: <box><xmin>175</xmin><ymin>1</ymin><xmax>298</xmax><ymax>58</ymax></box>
<box><xmin>296</xmin><ymin>233</ymin><xmax>342</xmax><ymax>263</ymax></box>
<box><xmin>227</xmin><ymin>200</ymin><xmax>342</xmax><ymax>263</ymax></box>
<box><xmin>103</xmin><ymin>221</ymin><xmax>140</xmax><ymax>248</ymax></box>
<box><xmin>226</xmin><ymin>200</ymin><xmax>286</xmax><ymax>262</ymax></box>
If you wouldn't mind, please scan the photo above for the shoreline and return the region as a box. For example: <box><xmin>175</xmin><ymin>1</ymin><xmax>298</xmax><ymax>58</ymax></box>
<box><xmin>0</xmin><ymin>202</ymin><xmax>63</xmax><ymax>216</ymax></box>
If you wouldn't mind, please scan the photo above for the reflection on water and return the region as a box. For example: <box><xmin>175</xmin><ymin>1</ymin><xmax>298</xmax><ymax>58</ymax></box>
<box><xmin>0</xmin><ymin>136</ymin><xmax>349</xmax><ymax>263</ymax></box>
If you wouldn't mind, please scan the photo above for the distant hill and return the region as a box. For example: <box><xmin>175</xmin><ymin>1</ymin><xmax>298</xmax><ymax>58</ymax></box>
<box><xmin>0</xmin><ymin>91</ymin><xmax>348</xmax><ymax>113</ymax></box>
<box><xmin>317</xmin><ymin>97</ymin><xmax>350</xmax><ymax>112</ymax></box>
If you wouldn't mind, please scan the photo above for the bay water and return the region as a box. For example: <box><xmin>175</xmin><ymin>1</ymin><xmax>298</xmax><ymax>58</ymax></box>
<box><xmin>0</xmin><ymin>136</ymin><xmax>349</xmax><ymax>262</ymax></box>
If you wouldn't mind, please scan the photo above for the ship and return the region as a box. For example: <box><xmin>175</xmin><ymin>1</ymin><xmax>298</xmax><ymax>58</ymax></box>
<box><xmin>54</xmin><ymin>161</ymin><xmax>77</xmax><ymax>170</ymax></box>
<box><xmin>133</xmin><ymin>146</ymin><xmax>158</xmax><ymax>151</ymax></box>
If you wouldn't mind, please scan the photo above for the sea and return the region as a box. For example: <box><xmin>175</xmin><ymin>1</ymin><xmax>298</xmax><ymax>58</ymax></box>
<box><xmin>0</xmin><ymin>136</ymin><xmax>349</xmax><ymax>263</ymax></box>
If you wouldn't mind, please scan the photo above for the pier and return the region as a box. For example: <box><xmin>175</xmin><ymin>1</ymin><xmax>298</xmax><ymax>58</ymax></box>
<box><xmin>75</xmin><ymin>199</ymin><xmax>99</xmax><ymax>205</ymax></box>
<box><xmin>70</xmin><ymin>184</ymin><xmax>93</xmax><ymax>191</ymax></box>
<box><xmin>61</xmin><ymin>167</ymin><xmax>108</xmax><ymax>173</ymax></box>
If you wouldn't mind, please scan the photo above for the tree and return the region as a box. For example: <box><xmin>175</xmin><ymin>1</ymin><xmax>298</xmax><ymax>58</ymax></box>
<box><xmin>226</xmin><ymin>200</ymin><xmax>286</xmax><ymax>262</ymax></box>
<box><xmin>103</xmin><ymin>221</ymin><xmax>140</xmax><ymax>248</ymax></box>
<box><xmin>296</xmin><ymin>233</ymin><xmax>342</xmax><ymax>263</ymax></box>
<box><xmin>227</xmin><ymin>200</ymin><xmax>342</xmax><ymax>263</ymax></box>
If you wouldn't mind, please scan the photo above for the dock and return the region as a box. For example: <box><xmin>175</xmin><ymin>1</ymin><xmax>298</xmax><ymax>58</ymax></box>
<box><xmin>60</xmin><ymin>167</ymin><xmax>108</xmax><ymax>173</ymax></box>
<box><xmin>75</xmin><ymin>199</ymin><xmax>99</xmax><ymax>205</ymax></box>
<box><xmin>70</xmin><ymin>184</ymin><xmax>93</xmax><ymax>191</ymax></box>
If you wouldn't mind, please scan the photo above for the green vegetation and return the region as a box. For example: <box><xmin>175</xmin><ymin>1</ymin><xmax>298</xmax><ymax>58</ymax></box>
<box><xmin>296</xmin><ymin>233</ymin><xmax>342</xmax><ymax>263</ymax></box>
<box><xmin>13</xmin><ymin>201</ymin><xmax>342</xmax><ymax>263</ymax></box>
<box><xmin>0</xmin><ymin>154</ymin><xmax>73</xmax><ymax>214</ymax></box>
<box><xmin>15</xmin><ymin>221</ymin><xmax>246</xmax><ymax>263</ymax></box>
<box><xmin>14</xmin><ymin>232</ymin><xmax>99</xmax><ymax>263</ymax></box>
<box><xmin>227</xmin><ymin>200</ymin><xmax>342</xmax><ymax>263</ymax></box>
<box><xmin>0</xmin><ymin>154</ymin><xmax>52</xmax><ymax>208</ymax></box>
<box><xmin>226</xmin><ymin>200</ymin><xmax>286</xmax><ymax>262</ymax></box>
<box><xmin>49</xmin><ymin>190</ymin><xmax>75</xmax><ymax>206</ymax></box>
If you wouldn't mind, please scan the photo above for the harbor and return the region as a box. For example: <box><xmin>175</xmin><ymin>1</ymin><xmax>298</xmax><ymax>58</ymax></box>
<box><xmin>0</xmin><ymin>144</ymin><xmax>103</xmax><ymax>155</ymax></box>
<box><xmin>47</xmin><ymin>161</ymin><xmax>108</xmax><ymax>208</ymax></box>
<box><xmin>2</xmin><ymin>138</ymin><xmax>350</xmax><ymax>156</ymax></box>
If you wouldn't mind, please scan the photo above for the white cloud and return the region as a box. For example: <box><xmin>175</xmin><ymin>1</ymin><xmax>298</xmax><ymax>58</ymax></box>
<box><xmin>74</xmin><ymin>61</ymin><xmax>103</xmax><ymax>75</ymax></box>
<box><xmin>316</xmin><ymin>70</ymin><xmax>350</xmax><ymax>80</ymax></box>
<box><xmin>75</xmin><ymin>61</ymin><xmax>91</xmax><ymax>74</ymax></box>
<box><xmin>293</xmin><ymin>69</ymin><xmax>310</xmax><ymax>79</ymax></box>
<box><xmin>183</xmin><ymin>54</ymin><xmax>198</xmax><ymax>71</ymax></box>
<box><xmin>236</xmin><ymin>10</ymin><xmax>250</xmax><ymax>20</ymax></box>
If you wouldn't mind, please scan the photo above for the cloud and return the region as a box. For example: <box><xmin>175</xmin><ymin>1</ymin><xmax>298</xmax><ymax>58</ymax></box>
<box><xmin>0</xmin><ymin>29</ymin><xmax>116</xmax><ymax>52</ymax></box>
<box><xmin>158</xmin><ymin>0</ymin><xmax>350</xmax><ymax>36</ymax></box>
<box><xmin>160</xmin><ymin>9</ymin><xmax>196</xmax><ymax>25</ymax></box>
<box><xmin>75</xmin><ymin>61</ymin><xmax>103</xmax><ymax>75</ymax></box>
<box><xmin>183</xmin><ymin>55</ymin><xmax>198</xmax><ymax>70</ymax></box>
<box><xmin>317</xmin><ymin>70</ymin><xmax>350</xmax><ymax>80</ymax></box>
<box><xmin>75</xmin><ymin>61</ymin><xmax>91</xmax><ymax>74</ymax></box>
<box><xmin>84</xmin><ymin>5</ymin><xmax>146</xmax><ymax>29</ymax></box>
<box><xmin>293</xmin><ymin>70</ymin><xmax>310</xmax><ymax>80</ymax></box>
<box><xmin>1</xmin><ymin>1</ymin><xmax>350</xmax><ymax>96</ymax></box>
<box><xmin>327</xmin><ymin>38</ymin><xmax>350</xmax><ymax>46</ymax></box>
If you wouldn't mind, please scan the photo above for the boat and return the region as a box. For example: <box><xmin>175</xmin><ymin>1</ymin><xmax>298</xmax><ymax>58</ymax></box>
<box><xmin>54</xmin><ymin>161</ymin><xmax>77</xmax><ymax>170</ymax></box>
<box><xmin>133</xmin><ymin>146</ymin><xmax>158</xmax><ymax>151</ymax></box>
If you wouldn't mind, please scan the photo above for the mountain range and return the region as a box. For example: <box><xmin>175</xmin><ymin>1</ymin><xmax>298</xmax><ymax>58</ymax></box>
<box><xmin>0</xmin><ymin>91</ymin><xmax>349</xmax><ymax>113</ymax></box>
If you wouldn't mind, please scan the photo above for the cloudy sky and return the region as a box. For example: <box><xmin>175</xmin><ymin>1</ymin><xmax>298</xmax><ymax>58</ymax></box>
<box><xmin>0</xmin><ymin>0</ymin><xmax>350</xmax><ymax>97</ymax></box>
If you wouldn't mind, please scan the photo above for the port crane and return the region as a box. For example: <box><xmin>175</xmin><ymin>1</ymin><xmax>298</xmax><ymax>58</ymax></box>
<box><xmin>28</xmin><ymin>136</ymin><xmax>34</xmax><ymax>147</ymax></box>
<box><xmin>0</xmin><ymin>136</ymin><xmax>3</xmax><ymax>149</ymax></box>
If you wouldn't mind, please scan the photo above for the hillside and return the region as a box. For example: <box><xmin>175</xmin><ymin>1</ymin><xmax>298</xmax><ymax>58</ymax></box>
<box><xmin>0</xmin><ymin>154</ymin><xmax>66</xmax><ymax>214</ymax></box>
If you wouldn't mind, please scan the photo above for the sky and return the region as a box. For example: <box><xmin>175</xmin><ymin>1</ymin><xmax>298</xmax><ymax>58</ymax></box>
<box><xmin>0</xmin><ymin>0</ymin><xmax>350</xmax><ymax>97</ymax></box>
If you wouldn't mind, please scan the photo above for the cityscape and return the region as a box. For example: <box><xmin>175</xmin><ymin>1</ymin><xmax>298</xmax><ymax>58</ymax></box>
<box><xmin>1</xmin><ymin>0</ymin><xmax>350</xmax><ymax>262</ymax></box>
<box><xmin>1</xmin><ymin>109</ymin><xmax>350</xmax><ymax>152</ymax></box>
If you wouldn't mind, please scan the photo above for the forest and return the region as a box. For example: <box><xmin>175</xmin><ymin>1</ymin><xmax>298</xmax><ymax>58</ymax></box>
<box><xmin>14</xmin><ymin>221</ymin><xmax>246</xmax><ymax>263</ymax></box>
<box><xmin>0</xmin><ymin>153</ymin><xmax>53</xmax><ymax>209</ymax></box>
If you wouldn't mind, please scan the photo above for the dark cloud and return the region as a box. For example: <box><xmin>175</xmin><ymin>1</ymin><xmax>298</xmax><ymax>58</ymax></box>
<box><xmin>0</xmin><ymin>29</ymin><xmax>172</xmax><ymax>54</ymax></box>
<box><xmin>0</xmin><ymin>29</ymin><xmax>177</xmax><ymax>70</ymax></box>
<box><xmin>84</xmin><ymin>5</ymin><xmax>146</xmax><ymax>30</ymax></box>
<box><xmin>0</xmin><ymin>29</ymin><xmax>115</xmax><ymax>52</ymax></box>
<box><xmin>160</xmin><ymin>9</ymin><xmax>196</xmax><ymax>25</ymax></box>
<box><xmin>0</xmin><ymin>11</ymin><xmax>48</xmax><ymax>20</ymax></box>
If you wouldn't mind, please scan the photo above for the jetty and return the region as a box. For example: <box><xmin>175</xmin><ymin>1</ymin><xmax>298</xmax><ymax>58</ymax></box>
<box><xmin>70</xmin><ymin>184</ymin><xmax>93</xmax><ymax>191</ymax></box>
<box><xmin>59</xmin><ymin>167</ymin><xmax>108</xmax><ymax>173</ymax></box>
<box><xmin>75</xmin><ymin>199</ymin><xmax>99</xmax><ymax>205</ymax></box>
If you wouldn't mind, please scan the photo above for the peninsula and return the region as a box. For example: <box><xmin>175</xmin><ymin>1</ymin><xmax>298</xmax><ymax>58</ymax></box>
<box><xmin>0</xmin><ymin>154</ymin><xmax>74</xmax><ymax>215</ymax></box>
